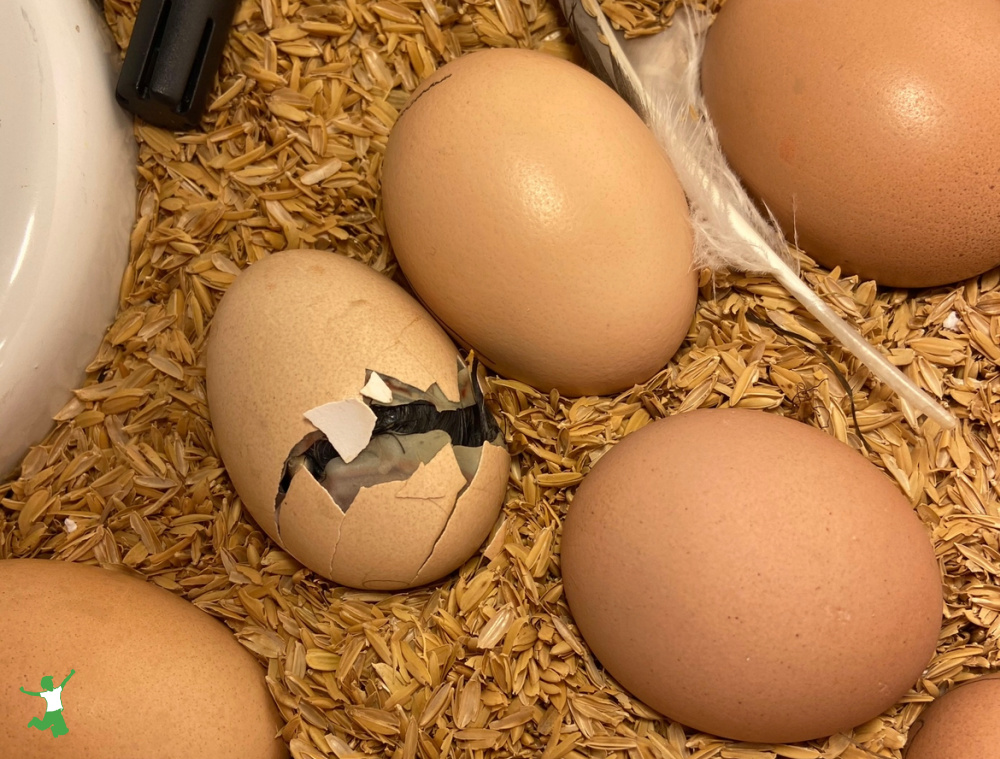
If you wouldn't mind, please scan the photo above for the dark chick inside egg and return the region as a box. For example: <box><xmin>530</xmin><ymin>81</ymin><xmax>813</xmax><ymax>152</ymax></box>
<box><xmin>275</xmin><ymin>361</ymin><xmax>501</xmax><ymax>516</ymax></box>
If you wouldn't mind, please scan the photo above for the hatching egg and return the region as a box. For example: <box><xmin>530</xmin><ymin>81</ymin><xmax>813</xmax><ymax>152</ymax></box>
<box><xmin>0</xmin><ymin>559</ymin><xmax>286</xmax><ymax>759</ymax></box>
<box><xmin>701</xmin><ymin>0</ymin><xmax>1000</xmax><ymax>288</ymax></box>
<box><xmin>561</xmin><ymin>408</ymin><xmax>943</xmax><ymax>743</ymax></box>
<box><xmin>206</xmin><ymin>250</ymin><xmax>510</xmax><ymax>590</ymax></box>
<box><xmin>382</xmin><ymin>48</ymin><xmax>697</xmax><ymax>397</ymax></box>
<box><xmin>904</xmin><ymin>674</ymin><xmax>1000</xmax><ymax>759</ymax></box>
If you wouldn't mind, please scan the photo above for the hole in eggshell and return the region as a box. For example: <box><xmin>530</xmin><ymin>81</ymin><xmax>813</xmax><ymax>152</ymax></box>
<box><xmin>272</xmin><ymin>359</ymin><xmax>510</xmax><ymax>588</ymax></box>
<box><xmin>273</xmin><ymin>360</ymin><xmax>501</xmax><ymax>519</ymax></box>
<box><xmin>324</xmin><ymin>430</ymin><xmax>456</xmax><ymax>508</ymax></box>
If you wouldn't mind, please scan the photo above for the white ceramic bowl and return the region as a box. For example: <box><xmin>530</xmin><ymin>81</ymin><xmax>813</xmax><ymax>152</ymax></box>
<box><xmin>0</xmin><ymin>0</ymin><xmax>137</xmax><ymax>477</ymax></box>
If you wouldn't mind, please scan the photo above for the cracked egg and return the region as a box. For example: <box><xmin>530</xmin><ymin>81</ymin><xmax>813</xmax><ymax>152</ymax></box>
<box><xmin>206</xmin><ymin>249</ymin><xmax>510</xmax><ymax>590</ymax></box>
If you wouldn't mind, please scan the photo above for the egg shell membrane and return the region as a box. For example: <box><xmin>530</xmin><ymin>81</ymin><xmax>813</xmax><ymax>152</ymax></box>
<box><xmin>206</xmin><ymin>249</ymin><xmax>463</xmax><ymax>542</ymax></box>
<box><xmin>0</xmin><ymin>559</ymin><xmax>287</xmax><ymax>759</ymax></box>
<box><xmin>277</xmin><ymin>439</ymin><xmax>509</xmax><ymax>589</ymax></box>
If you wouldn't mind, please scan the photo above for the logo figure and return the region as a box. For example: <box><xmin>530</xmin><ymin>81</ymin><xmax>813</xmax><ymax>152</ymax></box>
<box><xmin>20</xmin><ymin>669</ymin><xmax>74</xmax><ymax>737</ymax></box>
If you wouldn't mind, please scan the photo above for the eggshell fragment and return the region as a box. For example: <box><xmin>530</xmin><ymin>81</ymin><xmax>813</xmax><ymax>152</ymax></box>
<box><xmin>303</xmin><ymin>399</ymin><xmax>376</xmax><ymax>464</ymax></box>
<box><xmin>277</xmin><ymin>467</ymin><xmax>345</xmax><ymax>576</ymax></box>
<box><xmin>360</xmin><ymin>372</ymin><xmax>393</xmax><ymax>404</ymax></box>
<box><xmin>412</xmin><ymin>441</ymin><xmax>510</xmax><ymax>587</ymax></box>
<box><xmin>397</xmin><ymin>443</ymin><xmax>469</xmax><ymax>506</ymax></box>
<box><xmin>0</xmin><ymin>559</ymin><xmax>286</xmax><ymax>759</ymax></box>
<box><xmin>206</xmin><ymin>250</ymin><xmax>510</xmax><ymax>589</ymax></box>
<box><xmin>328</xmin><ymin>443</ymin><xmax>468</xmax><ymax>589</ymax></box>
<box><xmin>382</xmin><ymin>48</ymin><xmax>697</xmax><ymax>396</ymax></box>
<box><xmin>904</xmin><ymin>674</ymin><xmax>1000</xmax><ymax>758</ymax></box>
<box><xmin>561</xmin><ymin>408</ymin><xmax>943</xmax><ymax>743</ymax></box>
<box><xmin>701</xmin><ymin>0</ymin><xmax>1000</xmax><ymax>287</ymax></box>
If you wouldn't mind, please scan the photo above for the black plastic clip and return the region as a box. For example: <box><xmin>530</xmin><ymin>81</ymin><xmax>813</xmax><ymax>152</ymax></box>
<box><xmin>115</xmin><ymin>0</ymin><xmax>239</xmax><ymax>131</ymax></box>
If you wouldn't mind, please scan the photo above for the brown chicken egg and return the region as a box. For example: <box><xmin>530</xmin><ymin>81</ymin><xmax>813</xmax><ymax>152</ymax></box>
<box><xmin>701</xmin><ymin>0</ymin><xmax>1000</xmax><ymax>288</ymax></box>
<box><xmin>206</xmin><ymin>250</ymin><xmax>510</xmax><ymax>590</ymax></box>
<box><xmin>561</xmin><ymin>408</ymin><xmax>943</xmax><ymax>743</ymax></box>
<box><xmin>904</xmin><ymin>674</ymin><xmax>1000</xmax><ymax>759</ymax></box>
<box><xmin>382</xmin><ymin>48</ymin><xmax>697</xmax><ymax>397</ymax></box>
<box><xmin>0</xmin><ymin>559</ymin><xmax>286</xmax><ymax>759</ymax></box>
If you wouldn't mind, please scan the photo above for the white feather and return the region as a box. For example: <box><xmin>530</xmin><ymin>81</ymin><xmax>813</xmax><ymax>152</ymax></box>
<box><xmin>589</xmin><ymin>5</ymin><xmax>956</xmax><ymax>430</ymax></box>
<box><xmin>622</xmin><ymin>13</ymin><xmax>791</xmax><ymax>276</ymax></box>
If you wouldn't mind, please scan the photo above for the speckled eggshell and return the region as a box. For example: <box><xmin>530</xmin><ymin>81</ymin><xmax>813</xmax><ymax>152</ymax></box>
<box><xmin>0</xmin><ymin>559</ymin><xmax>286</xmax><ymax>759</ymax></box>
<box><xmin>561</xmin><ymin>408</ymin><xmax>943</xmax><ymax>743</ymax></box>
<box><xmin>904</xmin><ymin>674</ymin><xmax>1000</xmax><ymax>759</ymax></box>
<box><xmin>206</xmin><ymin>250</ymin><xmax>510</xmax><ymax>590</ymax></box>
<box><xmin>701</xmin><ymin>0</ymin><xmax>1000</xmax><ymax>288</ymax></box>
<box><xmin>382</xmin><ymin>48</ymin><xmax>697</xmax><ymax>397</ymax></box>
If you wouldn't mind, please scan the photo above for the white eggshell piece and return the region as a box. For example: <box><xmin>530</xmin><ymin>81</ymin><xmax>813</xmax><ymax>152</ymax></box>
<box><xmin>277</xmin><ymin>467</ymin><xmax>346</xmax><ymax>573</ymax></box>
<box><xmin>360</xmin><ymin>372</ymin><xmax>394</xmax><ymax>403</ymax></box>
<box><xmin>303</xmin><ymin>398</ymin><xmax>377</xmax><ymax>464</ymax></box>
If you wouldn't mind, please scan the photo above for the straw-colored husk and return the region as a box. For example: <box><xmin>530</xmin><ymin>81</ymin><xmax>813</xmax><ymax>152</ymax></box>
<box><xmin>3</xmin><ymin>1</ymin><xmax>1000</xmax><ymax>757</ymax></box>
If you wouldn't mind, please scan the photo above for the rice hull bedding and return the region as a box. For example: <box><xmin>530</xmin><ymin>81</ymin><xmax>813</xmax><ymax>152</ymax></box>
<box><xmin>0</xmin><ymin>1</ymin><xmax>997</xmax><ymax>758</ymax></box>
